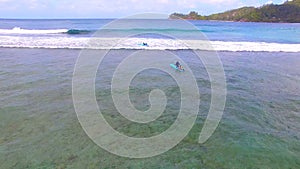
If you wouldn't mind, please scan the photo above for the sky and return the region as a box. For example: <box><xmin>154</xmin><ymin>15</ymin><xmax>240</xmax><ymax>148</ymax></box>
<box><xmin>0</xmin><ymin>0</ymin><xmax>289</xmax><ymax>19</ymax></box>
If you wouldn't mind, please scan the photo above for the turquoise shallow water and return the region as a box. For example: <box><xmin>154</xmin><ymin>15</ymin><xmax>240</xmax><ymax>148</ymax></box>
<box><xmin>0</xmin><ymin>48</ymin><xmax>299</xmax><ymax>168</ymax></box>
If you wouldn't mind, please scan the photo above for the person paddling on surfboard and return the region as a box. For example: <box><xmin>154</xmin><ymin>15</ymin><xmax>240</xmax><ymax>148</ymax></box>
<box><xmin>175</xmin><ymin>61</ymin><xmax>184</xmax><ymax>71</ymax></box>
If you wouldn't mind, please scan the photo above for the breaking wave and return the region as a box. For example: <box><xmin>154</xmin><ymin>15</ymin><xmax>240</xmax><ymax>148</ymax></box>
<box><xmin>0</xmin><ymin>27</ymin><xmax>91</xmax><ymax>35</ymax></box>
<box><xmin>0</xmin><ymin>36</ymin><xmax>299</xmax><ymax>52</ymax></box>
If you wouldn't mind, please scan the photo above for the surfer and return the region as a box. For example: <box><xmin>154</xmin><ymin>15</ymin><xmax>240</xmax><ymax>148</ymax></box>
<box><xmin>175</xmin><ymin>61</ymin><xmax>180</xmax><ymax>68</ymax></box>
<box><xmin>175</xmin><ymin>61</ymin><xmax>184</xmax><ymax>70</ymax></box>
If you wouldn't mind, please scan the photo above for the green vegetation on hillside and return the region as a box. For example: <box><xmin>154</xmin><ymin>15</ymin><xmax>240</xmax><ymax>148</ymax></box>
<box><xmin>170</xmin><ymin>0</ymin><xmax>300</xmax><ymax>23</ymax></box>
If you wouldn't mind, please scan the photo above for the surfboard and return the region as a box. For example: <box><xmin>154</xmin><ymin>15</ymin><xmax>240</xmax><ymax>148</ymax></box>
<box><xmin>138</xmin><ymin>43</ymin><xmax>149</xmax><ymax>47</ymax></box>
<box><xmin>170</xmin><ymin>64</ymin><xmax>184</xmax><ymax>72</ymax></box>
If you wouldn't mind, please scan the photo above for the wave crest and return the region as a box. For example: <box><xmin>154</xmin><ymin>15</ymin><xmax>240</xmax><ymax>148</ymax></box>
<box><xmin>0</xmin><ymin>36</ymin><xmax>299</xmax><ymax>52</ymax></box>
<box><xmin>0</xmin><ymin>27</ymin><xmax>92</xmax><ymax>35</ymax></box>
<box><xmin>0</xmin><ymin>27</ymin><xmax>69</xmax><ymax>34</ymax></box>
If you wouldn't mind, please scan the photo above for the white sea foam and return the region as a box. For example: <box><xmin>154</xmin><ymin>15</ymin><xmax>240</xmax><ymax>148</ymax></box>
<box><xmin>0</xmin><ymin>36</ymin><xmax>299</xmax><ymax>52</ymax></box>
<box><xmin>0</xmin><ymin>27</ymin><xmax>69</xmax><ymax>35</ymax></box>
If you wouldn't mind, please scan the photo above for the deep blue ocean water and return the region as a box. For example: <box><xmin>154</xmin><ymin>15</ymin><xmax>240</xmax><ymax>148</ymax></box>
<box><xmin>0</xmin><ymin>19</ymin><xmax>299</xmax><ymax>51</ymax></box>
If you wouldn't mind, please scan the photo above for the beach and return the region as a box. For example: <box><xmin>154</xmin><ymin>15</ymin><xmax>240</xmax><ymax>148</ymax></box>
<box><xmin>0</xmin><ymin>19</ymin><xmax>300</xmax><ymax>168</ymax></box>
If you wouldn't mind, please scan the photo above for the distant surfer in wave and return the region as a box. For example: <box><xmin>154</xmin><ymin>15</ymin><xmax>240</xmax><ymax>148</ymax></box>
<box><xmin>139</xmin><ymin>42</ymin><xmax>148</xmax><ymax>47</ymax></box>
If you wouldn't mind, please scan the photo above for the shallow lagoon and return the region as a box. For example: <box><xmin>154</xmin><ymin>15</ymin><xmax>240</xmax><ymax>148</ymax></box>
<box><xmin>0</xmin><ymin>48</ymin><xmax>299</xmax><ymax>168</ymax></box>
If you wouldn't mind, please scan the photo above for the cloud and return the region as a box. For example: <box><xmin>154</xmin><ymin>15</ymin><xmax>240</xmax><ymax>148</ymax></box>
<box><xmin>0</xmin><ymin>0</ymin><xmax>282</xmax><ymax>18</ymax></box>
<box><xmin>204</xmin><ymin>0</ymin><xmax>238</xmax><ymax>4</ymax></box>
<box><xmin>265</xmin><ymin>0</ymin><xmax>273</xmax><ymax>5</ymax></box>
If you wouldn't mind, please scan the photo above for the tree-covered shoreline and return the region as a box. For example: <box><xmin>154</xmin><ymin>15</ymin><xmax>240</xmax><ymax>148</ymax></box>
<box><xmin>170</xmin><ymin>0</ymin><xmax>300</xmax><ymax>23</ymax></box>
